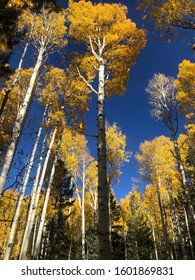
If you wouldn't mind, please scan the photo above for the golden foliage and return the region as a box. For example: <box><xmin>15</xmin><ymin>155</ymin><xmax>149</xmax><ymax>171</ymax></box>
<box><xmin>137</xmin><ymin>0</ymin><xmax>195</xmax><ymax>35</ymax></box>
<box><xmin>136</xmin><ymin>135</ymin><xmax>180</xmax><ymax>196</ymax></box>
<box><xmin>175</xmin><ymin>60</ymin><xmax>195</xmax><ymax>143</ymax></box>
<box><xmin>59</xmin><ymin>127</ymin><xmax>87</xmax><ymax>173</ymax></box>
<box><xmin>175</xmin><ymin>60</ymin><xmax>195</xmax><ymax>121</ymax></box>
<box><xmin>0</xmin><ymin>190</ymin><xmax>29</xmax><ymax>259</ymax></box>
<box><xmin>19</xmin><ymin>6</ymin><xmax>67</xmax><ymax>50</ymax></box>
<box><xmin>106</xmin><ymin>122</ymin><xmax>131</xmax><ymax>184</ymax></box>
<box><xmin>0</xmin><ymin>68</ymin><xmax>33</xmax><ymax>150</ymax></box>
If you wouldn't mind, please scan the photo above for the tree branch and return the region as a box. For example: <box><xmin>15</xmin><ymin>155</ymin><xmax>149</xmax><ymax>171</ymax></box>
<box><xmin>88</xmin><ymin>35</ymin><xmax>100</xmax><ymax>61</ymax></box>
<box><xmin>76</xmin><ymin>66</ymin><xmax>98</xmax><ymax>95</ymax></box>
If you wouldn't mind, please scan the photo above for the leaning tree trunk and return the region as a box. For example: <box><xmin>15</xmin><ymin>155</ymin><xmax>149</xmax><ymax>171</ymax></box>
<box><xmin>97</xmin><ymin>59</ymin><xmax>111</xmax><ymax>260</ymax></box>
<box><xmin>3</xmin><ymin>109</ymin><xmax>46</xmax><ymax>260</ymax></box>
<box><xmin>19</xmin><ymin>127</ymin><xmax>57</xmax><ymax>260</ymax></box>
<box><xmin>0</xmin><ymin>42</ymin><xmax>46</xmax><ymax>195</ymax></box>
<box><xmin>33</xmin><ymin>152</ymin><xmax>58</xmax><ymax>259</ymax></box>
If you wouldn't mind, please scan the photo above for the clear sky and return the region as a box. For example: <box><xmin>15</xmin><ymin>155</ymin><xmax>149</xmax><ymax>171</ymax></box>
<box><xmin>6</xmin><ymin>0</ymin><xmax>194</xmax><ymax>202</ymax></box>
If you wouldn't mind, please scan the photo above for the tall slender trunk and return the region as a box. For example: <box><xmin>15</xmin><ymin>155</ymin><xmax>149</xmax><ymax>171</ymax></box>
<box><xmin>169</xmin><ymin>217</ymin><xmax>178</xmax><ymax>260</ymax></box>
<box><xmin>156</xmin><ymin>177</ymin><xmax>171</xmax><ymax>259</ymax></box>
<box><xmin>183</xmin><ymin>206</ymin><xmax>194</xmax><ymax>259</ymax></box>
<box><xmin>162</xmin><ymin>200</ymin><xmax>174</xmax><ymax>260</ymax></box>
<box><xmin>0</xmin><ymin>17</ymin><xmax>35</xmax><ymax>117</ymax></box>
<box><xmin>124</xmin><ymin>230</ymin><xmax>127</xmax><ymax>260</ymax></box>
<box><xmin>68</xmin><ymin>239</ymin><xmax>72</xmax><ymax>260</ymax></box>
<box><xmin>0</xmin><ymin>42</ymin><xmax>45</xmax><ymax>195</ymax></box>
<box><xmin>19</xmin><ymin>127</ymin><xmax>57</xmax><ymax>259</ymax></box>
<box><xmin>97</xmin><ymin>60</ymin><xmax>111</xmax><ymax>260</ymax></box>
<box><xmin>81</xmin><ymin>155</ymin><xmax>86</xmax><ymax>260</ymax></box>
<box><xmin>151</xmin><ymin>224</ymin><xmax>159</xmax><ymax>260</ymax></box>
<box><xmin>31</xmin><ymin>215</ymin><xmax>39</xmax><ymax>258</ymax></box>
<box><xmin>3</xmin><ymin>111</ymin><xmax>45</xmax><ymax>260</ymax></box>
<box><xmin>108</xmin><ymin>180</ymin><xmax>112</xmax><ymax>249</ymax></box>
<box><xmin>33</xmin><ymin>152</ymin><xmax>58</xmax><ymax>259</ymax></box>
<box><xmin>89</xmin><ymin>187</ymin><xmax>98</xmax><ymax>227</ymax></box>
<box><xmin>40</xmin><ymin>221</ymin><xmax>50</xmax><ymax>259</ymax></box>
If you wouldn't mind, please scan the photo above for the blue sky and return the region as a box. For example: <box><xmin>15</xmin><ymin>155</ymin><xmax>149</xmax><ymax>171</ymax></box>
<box><xmin>6</xmin><ymin>0</ymin><xmax>194</xmax><ymax>201</ymax></box>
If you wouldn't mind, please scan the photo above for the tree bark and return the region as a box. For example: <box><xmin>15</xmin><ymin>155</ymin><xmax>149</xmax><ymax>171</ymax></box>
<box><xmin>97</xmin><ymin>60</ymin><xmax>111</xmax><ymax>260</ymax></box>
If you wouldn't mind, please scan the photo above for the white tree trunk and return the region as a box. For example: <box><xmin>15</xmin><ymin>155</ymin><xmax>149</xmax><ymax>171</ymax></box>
<box><xmin>0</xmin><ymin>42</ymin><xmax>45</xmax><ymax>195</ymax></box>
<box><xmin>19</xmin><ymin>127</ymin><xmax>57</xmax><ymax>259</ymax></box>
<box><xmin>33</xmin><ymin>152</ymin><xmax>58</xmax><ymax>259</ymax></box>
<box><xmin>3</xmin><ymin>109</ymin><xmax>46</xmax><ymax>260</ymax></box>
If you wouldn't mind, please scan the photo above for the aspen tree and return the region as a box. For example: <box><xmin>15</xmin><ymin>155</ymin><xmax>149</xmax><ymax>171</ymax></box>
<box><xmin>19</xmin><ymin>124</ymin><xmax>58</xmax><ymax>260</ymax></box>
<box><xmin>78</xmin><ymin>149</ymin><xmax>94</xmax><ymax>260</ymax></box>
<box><xmin>59</xmin><ymin>127</ymin><xmax>87</xmax><ymax>259</ymax></box>
<box><xmin>19</xmin><ymin>106</ymin><xmax>66</xmax><ymax>260</ymax></box>
<box><xmin>0</xmin><ymin>6</ymin><xmax>67</xmax><ymax>195</ymax></box>
<box><xmin>68</xmin><ymin>0</ymin><xmax>146</xmax><ymax>259</ymax></box>
<box><xmin>3</xmin><ymin>107</ymin><xmax>47</xmax><ymax>260</ymax></box>
<box><xmin>146</xmin><ymin>73</ymin><xmax>195</xmax><ymax>229</ymax></box>
<box><xmin>19</xmin><ymin>132</ymin><xmax>48</xmax><ymax>260</ymax></box>
<box><xmin>136</xmin><ymin>136</ymin><xmax>178</xmax><ymax>259</ymax></box>
<box><xmin>33</xmin><ymin>148</ymin><xmax>59</xmax><ymax>259</ymax></box>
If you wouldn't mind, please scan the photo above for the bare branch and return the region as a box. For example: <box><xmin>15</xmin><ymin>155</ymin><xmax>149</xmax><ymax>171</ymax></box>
<box><xmin>88</xmin><ymin>35</ymin><xmax>100</xmax><ymax>61</ymax></box>
<box><xmin>76</xmin><ymin>66</ymin><xmax>98</xmax><ymax>95</ymax></box>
